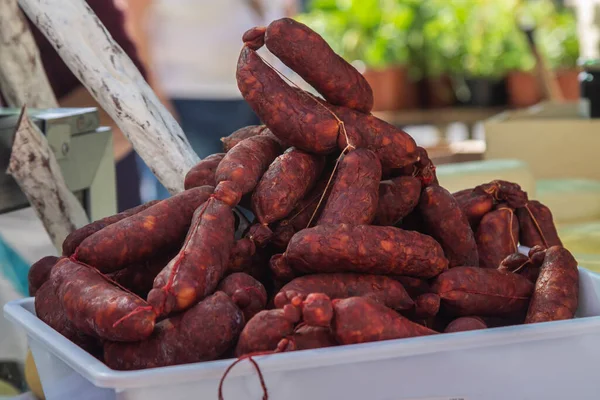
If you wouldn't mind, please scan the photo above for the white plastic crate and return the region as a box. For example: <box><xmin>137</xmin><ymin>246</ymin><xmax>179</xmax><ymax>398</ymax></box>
<box><xmin>5</xmin><ymin>267</ymin><xmax>600</xmax><ymax>400</ymax></box>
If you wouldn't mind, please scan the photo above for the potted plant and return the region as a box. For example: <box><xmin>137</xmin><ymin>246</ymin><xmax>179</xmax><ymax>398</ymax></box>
<box><xmin>538</xmin><ymin>8</ymin><xmax>581</xmax><ymax>100</ymax></box>
<box><xmin>504</xmin><ymin>29</ymin><xmax>541</xmax><ymax>108</ymax></box>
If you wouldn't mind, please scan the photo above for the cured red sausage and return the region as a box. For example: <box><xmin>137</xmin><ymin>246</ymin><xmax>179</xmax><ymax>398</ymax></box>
<box><xmin>525</xmin><ymin>246</ymin><xmax>579</xmax><ymax>323</ymax></box>
<box><xmin>50</xmin><ymin>258</ymin><xmax>156</xmax><ymax>342</ymax></box>
<box><xmin>419</xmin><ymin>185</ymin><xmax>479</xmax><ymax>267</ymax></box>
<box><xmin>476</xmin><ymin>205</ymin><xmax>519</xmax><ymax>268</ymax></box>
<box><xmin>28</xmin><ymin>255</ymin><xmax>60</xmax><ymax>296</ymax></box>
<box><xmin>74</xmin><ymin>186</ymin><xmax>213</xmax><ymax>273</ymax></box>
<box><xmin>373</xmin><ymin>176</ymin><xmax>421</xmax><ymax>226</ymax></box>
<box><xmin>62</xmin><ymin>200</ymin><xmax>159</xmax><ymax>256</ymax></box>
<box><xmin>217</xmin><ymin>272</ymin><xmax>267</xmax><ymax>322</ymax></box>
<box><xmin>264</xmin><ymin>18</ymin><xmax>374</xmax><ymax>113</ymax></box>
<box><xmin>281</xmin><ymin>224</ymin><xmax>448</xmax><ymax>278</ymax></box>
<box><xmin>237</xmin><ymin>46</ymin><xmax>340</xmax><ymax>155</ymax></box>
<box><xmin>184</xmin><ymin>153</ymin><xmax>225</xmax><ymax>190</ymax></box>
<box><xmin>104</xmin><ymin>292</ymin><xmax>244</xmax><ymax>370</ymax></box>
<box><xmin>317</xmin><ymin>148</ymin><xmax>381</xmax><ymax>225</ymax></box>
<box><xmin>517</xmin><ymin>200</ymin><xmax>562</xmax><ymax>248</ymax></box>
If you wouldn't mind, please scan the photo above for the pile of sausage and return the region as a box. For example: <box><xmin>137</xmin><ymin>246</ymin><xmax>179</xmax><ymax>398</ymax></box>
<box><xmin>29</xmin><ymin>18</ymin><xmax>578</xmax><ymax>372</ymax></box>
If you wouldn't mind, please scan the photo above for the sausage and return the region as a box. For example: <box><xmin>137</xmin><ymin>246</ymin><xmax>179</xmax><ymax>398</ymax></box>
<box><xmin>242</xmin><ymin>26</ymin><xmax>266</xmax><ymax>50</ymax></box>
<box><xmin>453</xmin><ymin>188</ymin><xmax>494</xmax><ymax>228</ymax></box>
<box><xmin>270</xmin><ymin>164</ymin><xmax>335</xmax><ymax>249</ymax></box>
<box><xmin>525</xmin><ymin>246</ymin><xmax>579</xmax><ymax>323</ymax></box>
<box><xmin>253</xmin><ymin>147</ymin><xmax>324</xmax><ymax>225</ymax></box>
<box><xmin>517</xmin><ymin>200</ymin><xmax>562</xmax><ymax>248</ymax></box>
<box><xmin>317</xmin><ymin>149</ymin><xmax>381</xmax><ymax>225</ymax></box>
<box><xmin>249</xmin><ymin>148</ymin><xmax>325</xmax><ymax>245</ymax></box>
<box><xmin>444</xmin><ymin>317</ymin><xmax>487</xmax><ymax>333</ymax></box>
<box><xmin>330</xmin><ymin>297</ymin><xmax>437</xmax><ymax>345</ymax></box>
<box><xmin>184</xmin><ymin>153</ymin><xmax>226</xmax><ymax>190</ymax></box>
<box><xmin>373</xmin><ymin>176</ymin><xmax>421</xmax><ymax>226</ymax></box>
<box><xmin>50</xmin><ymin>258</ymin><xmax>156</xmax><ymax>342</ymax></box>
<box><xmin>498</xmin><ymin>251</ymin><xmax>540</xmax><ymax>283</ymax></box>
<box><xmin>217</xmin><ymin>272</ymin><xmax>267</xmax><ymax>322</ymax></box>
<box><xmin>62</xmin><ymin>200</ymin><xmax>160</xmax><ymax>256</ymax></box>
<box><xmin>412</xmin><ymin>293</ymin><xmax>441</xmax><ymax>319</ymax></box>
<box><xmin>226</xmin><ymin>238</ymin><xmax>256</xmax><ymax>273</ymax></box>
<box><xmin>476</xmin><ymin>205</ymin><xmax>519</xmax><ymax>268</ymax></box>
<box><xmin>419</xmin><ymin>185</ymin><xmax>479</xmax><ymax>267</ymax></box>
<box><xmin>221</xmin><ymin>125</ymin><xmax>266</xmax><ymax>152</ymax></box>
<box><xmin>74</xmin><ymin>186</ymin><xmax>214</xmax><ymax>273</ymax></box>
<box><xmin>391</xmin><ymin>276</ymin><xmax>431</xmax><ymax>298</ymax></box>
<box><xmin>264</xmin><ymin>18</ymin><xmax>374</xmax><ymax>113</ymax></box>
<box><xmin>274</xmin><ymin>273</ymin><xmax>414</xmax><ymax>311</ymax></box>
<box><xmin>432</xmin><ymin>267</ymin><xmax>534</xmax><ymax>317</ymax></box>
<box><xmin>108</xmin><ymin>251</ymin><xmax>176</xmax><ymax>298</ymax></box>
<box><xmin>282</xmin><ymin>224</ymin><xmax>448</xmax><ymax>278</ymax></box>
<box><xmin>104</xmin><ymin>292</ymin><xmax>244</xmax><ymax>370</ymax></box>
<box><xmin>301</xmin><ymin>293</ymin><xmax>334</xmax><ymax>327</ymax></box>
<box><xmin>34</xmin><ymin>280</ymin><xmax>100</xmax><ymax>353</ymax></box>
<box><xmin>326</xmin><ymin>102</ymin><xmax>419</xmax><ymax>171</ymax></box>
<box><xmin>478</xmin><ymin>180</ymin><xmax>528</xmax><ymax>209</ymax></box>
<box><xmin>235</xmin><ymin>304</ymin><xmax>302</xmax><ymax>356</ymax></box>
<box><xmin>28</xmin><ymin>255</ymin><xmax>60</xmax><ymax>296</ymax></box>
<box><xmin>291</xmin><ymin>325</ymin><xmax>337</xmax><ymax>350</ymax></box>
<box><xmin>237</xmin><ymin>46</ymin><xmax>340</xmax><ymax>155</ymax></box>
<box><xmin>413</xmin><ymin>147</ymin><xmax>439</xmax><ymax>186</ymax></box>
<box><xmin>215</xmin><ymin>135</ymin><xmax>282</xmax><ymax>195</ymax></box>
<box><xmin>148</xmin><ymin>183</ymin><xmax>237</xmax><ymax>316</ymax></box>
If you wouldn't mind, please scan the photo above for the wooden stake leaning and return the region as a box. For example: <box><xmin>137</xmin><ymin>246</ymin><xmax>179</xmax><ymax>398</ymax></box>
<box><xmin>18</xmin><ymin>0</ymin><xmax>199</xmax><ymax>194</ymax></box>
<box><xmin>0</xmin><ymin>0</ymin><xmax>57</xmax><ymax>107</ymax></box>
<box><xmin>7</xmin><ymin>107</ymin><xmax>89</xmax><ymax>252</ymax></box>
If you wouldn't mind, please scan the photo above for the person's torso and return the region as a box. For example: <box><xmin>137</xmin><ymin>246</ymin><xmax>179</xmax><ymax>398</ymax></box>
<box><xmin>147</xmin><ymin>0</ymin><xmax>290</xmax><ymax>99</ymax></box>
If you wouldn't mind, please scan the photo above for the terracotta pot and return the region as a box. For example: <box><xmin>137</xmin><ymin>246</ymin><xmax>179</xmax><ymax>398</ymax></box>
<box><xmin>363</xmin><ymin>66</ymin><xmax>419</xmax><ymax>111</ymax></box>
<box><xmin>424</xmin><ymin>75</ymin><xmax>456</xmax><ymax>108</ymax></box>
<box><xmin>556</xmin><ymin>68</ymin><xmax>581</xmax><ymax>101</ymax></box>
<box><xmin>507</xmin><ymin>71</ymin><xmax>543</xmax><ymax>108</ymax></box>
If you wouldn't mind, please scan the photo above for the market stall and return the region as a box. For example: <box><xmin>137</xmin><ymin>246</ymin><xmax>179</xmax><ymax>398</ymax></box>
<box><xmin>2</xmin><ymin>1</ymin><xmax>599</xmax><ymax>400</ymax></box>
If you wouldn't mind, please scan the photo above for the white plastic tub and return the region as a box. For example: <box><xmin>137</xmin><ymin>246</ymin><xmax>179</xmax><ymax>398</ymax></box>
<box><xmin>5</xmin><ymin>267</ymin><xmax>600</xmax><ymax>400</ymax></box>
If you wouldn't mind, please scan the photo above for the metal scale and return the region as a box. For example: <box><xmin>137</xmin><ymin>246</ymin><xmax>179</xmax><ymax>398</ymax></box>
<box><xmin>0</xmin><ymin>107</ymin><xmax>117</xmax><ymax>220</ymax></box>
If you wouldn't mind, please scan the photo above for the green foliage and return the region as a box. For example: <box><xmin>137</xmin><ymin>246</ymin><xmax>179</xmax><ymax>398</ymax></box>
<box><xmin>297</xmin><ymin>0</ymin><xmax>580</xmax><ymax>78</ymax></box>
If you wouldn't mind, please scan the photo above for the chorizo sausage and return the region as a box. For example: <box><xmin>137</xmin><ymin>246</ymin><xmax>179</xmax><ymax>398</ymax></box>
<box><xmin>226</xmin><ymin>238</ymin><xmax>256</xmax><ymax>273</ymax></box>
<box><xmin>419</xmin><ymin>185</ymin><xmax>479</xmax><ymax>267</ymax></box>
<box><xmin>412</xmin><ymin>293</ymin><xmax>441</xmax><ymax>319</ymax></box>
<box><xmin>281</xmin><ymin>224</ymin><xmax>448</xmax><ymax>278</ymax></box>
<box><xmin>373</xmin><ymin>176</ymin><xmax>421</xmax><ymax>226</ymax></box>
<box><xmin>62</xmin><ymin>200</ymin><xmax>159</xmax><ymax>256</ymax></box>
<box><xmin>444</xmin><ymin>317</ymin><xmax>487</xmax><ymax>333</ymax></box>
<box><xmin>498</xmin><ymin>251</ymin><xmax>540</xmax><ymax>283</ymax></box>
<box><xmin>50</xmin><ymin>258</ymin><xmax>156</xmax><ymax>342</ymax></box>
<box><xmin>34</xmin><ymin>280</ymin><xmax>100</xmax><ymax>353</ymax></box>
<box><xmin>291</xmin><ymin>325</ymin><xmax>337</xmax><ymax>350</ymax></box>
<box><xmin>476</xmin><ymin>205</ymin><xmax>519</xmax><ymax>268</ymax></box>
<box><xmin>237</xmin><ymin>46</ymin><xmax>340</xmax><ymax>154</ymax></box>
<box><xmin>453</xmin><ymin>188</ymin><xmax>494</xmax><ymax>228</ymax></box>
<box><xmin>301</xmin><ymin>293</ymin><xmax>334</xmax><ymax>328</ymax></box>
<box><xmin>330</xmin><ymin>297</ymin><xmax>437</xmax><ymax>345</ymax></box>
<box><xmin>184</xmin><ymin>153</ymin><xmax>225</xmax><ymax>190</ymax></box>
<box><xmin>28</xmin><ymin>255</ymin><xmax>60</xmax><ymax>296</ymax></box>
<box><xmin>317</xmin><ymin>149</ymin><xmax>381</xmax><ymax>225</ymax></box>
<box><xmin>249</xmin><ymin>148</ymin><xmax>324</xmax><ymax>245</ymax></box>
<box><xmin>326</xmin><ymin>102</ymin><xmax>418</xmax><ymax>171</ymax></box>
<box><xmin>221</xmin><ymin>125</ymin><xmax>266</xmax><ymax>152</ymax></box>
<box><xmin>391</xmin><ymin>276</ymin><xmax>431</xmax><ymax>298</ymax></box>
<box><xmin>217</xmin><ymin>272</ymin><xmax>267</xmax><ymax>322</ymax></box>
<box><xmin>104</xmin><ymin>292</ymin><xmax>244</xmax><ymax>370</ymax></box>
<box><xmin>525</xmin><ymin>246</ymin><xmax>578</xmax><ymax>323</ymax></box>
<box><xmin>517</xmin><ymin>200</ymin><xmax>562</xmax><ymax>248</ymax></box>
<box><xmin>148</xmin><ymin>183</ymin><xmax>237</xmax><ymax>316</ymax></box>
<box><xmin>274</xmin><ymin>273</ymin><xmax>414</xmax><ymax>311</ymax></box>
<box><xmin>108</xmin><ymin>251</ymin><xmax>177</xmax><ymax>298</ymax></box>
<box><xmin>432</xmin><ymin>267</ymin><xmax>534</xmax><ymax>317</ymax></box>
<box><xmin>215</xmin><ymin>135</ymin><xmax>282</xmax><ymax>195</ymax></box>
<box><xmin>264</xmin><ymin>18</ymin><xmax>374</xmax><ymax>113</ymax></box>
<box><xmin>74</xmin><ymin>186</ymin><xmax>214</xmax><ymax>273</ymax></box>
<box><xmin>235</xmin><ymin>303</ymin><xmax>302</xmax><ymax>356</ymax></box>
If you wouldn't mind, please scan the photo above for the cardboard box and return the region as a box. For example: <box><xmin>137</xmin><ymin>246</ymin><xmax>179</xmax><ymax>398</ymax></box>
<box><xmin>483</xmin><ymin>101</ymin><xmax>600</xmax><ymax>180</ymax></box>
